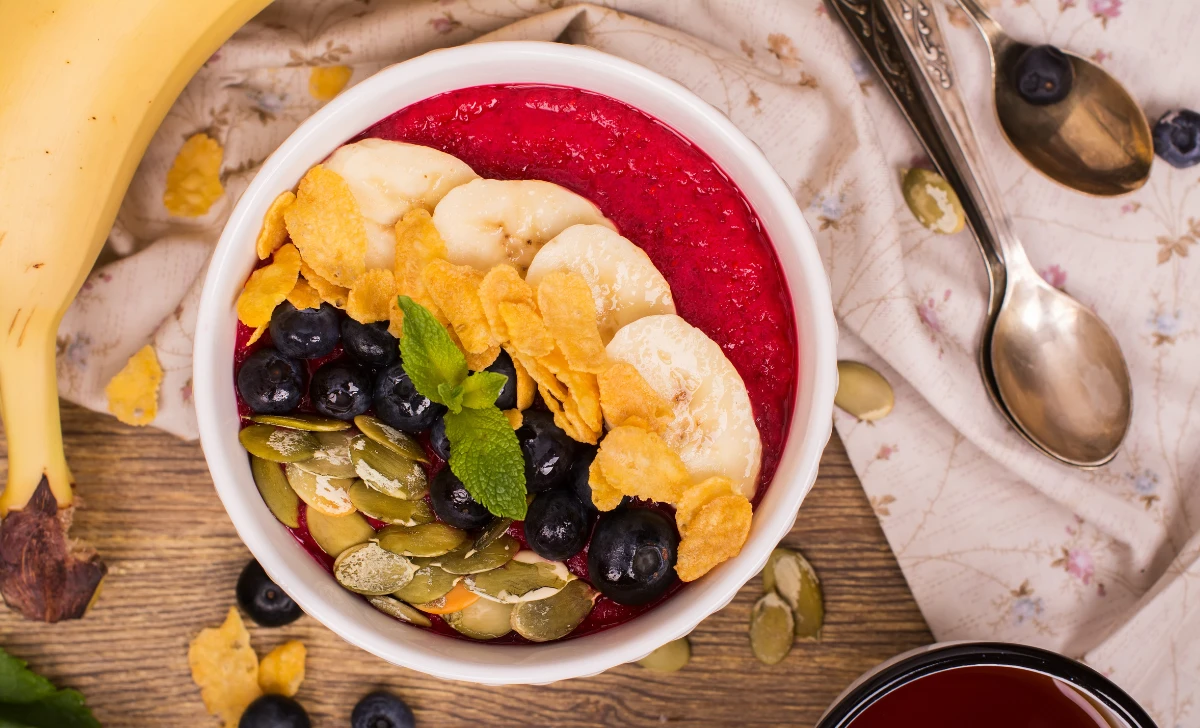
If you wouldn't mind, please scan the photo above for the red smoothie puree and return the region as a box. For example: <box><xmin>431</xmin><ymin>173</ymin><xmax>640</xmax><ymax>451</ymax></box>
<box><xmin>236</xmin><ymin>84</ymin><xmax>798</xmax><ymax>642</ymax></box>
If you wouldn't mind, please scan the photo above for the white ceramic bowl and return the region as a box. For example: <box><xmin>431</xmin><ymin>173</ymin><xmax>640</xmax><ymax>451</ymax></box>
<box><xmin>195</xmin><ymin>41</ymin><xmax>836</xmax><ymax>685</ymax></box>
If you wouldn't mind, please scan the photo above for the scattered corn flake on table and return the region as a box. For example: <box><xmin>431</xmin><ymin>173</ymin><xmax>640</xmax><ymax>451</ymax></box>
<box><xmin>0</xmin><ymin>403</ymin><xmax>931</xmax><ymax>726</ymax></box>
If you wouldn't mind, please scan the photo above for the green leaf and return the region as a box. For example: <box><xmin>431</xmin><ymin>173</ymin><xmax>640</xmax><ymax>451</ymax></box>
<box><xmin>397</xmin><ymin>296</ymin><xmax>467</xmax><ymax>405</ymax></box>
<box><xmin>461</xmin><ymin>371</ymin><xmax>508</xmax><ymax>410</ymax></box>
<box><xmin>0</xmin><ymin>650</ymin><xmax>55</xmax><ymax>704</ymax></box>
<box><xmin>445</xmin><ymin>407</ymin><xmax>527</xmax><ymax>520</ymax></box>
<box><xmin>437</xmin><ymin>382</ymin><xmax>464</xmax><ymax>414</ymax></box>
<box><xmin>0</xmin><ymin>690</ymin><xmax>100</xmax><ymax>728</ymax></box>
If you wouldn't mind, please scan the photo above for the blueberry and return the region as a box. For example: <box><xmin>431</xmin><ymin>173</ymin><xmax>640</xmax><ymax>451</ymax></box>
<box><xmin>516</xmin><ymin>410</ymin><xmax>576</xmax><ymax>493</ymax></box>
<box><xmin>429</xmin><ymin>415</ymin><xmax>450</xmax><ymax>461</ymax></box>
<box><xmin>430</xmin><ymin>468</ymin><xmax>491</xmax><ymax>530</ymax></box>
<box><xmin>309</xmin><ymin>361</ymin><xmax>372</xmax><ymax>420</ymax></box>
<box><xmin>236</xmin><ymin>559</ymin><xmax>302</xmax><ymax>627</ymax></box>
<box><xmin>1011</xmin><ymin>44</ymin><xmax>1073</xmax><ymax>106</ymax></box>
<box><xmin>482</xmin><ymin>349</ymin><xmax>518</xmax><ymax>410</ymax></box>
<box><xmin>351</xmin><ymin>690</ymin><xmax>415</xmax><ymax>728</ymax></box>
<box><xmin>587</xmin><ymin>508</ymin><xmax>678</xmax><ymax>606</ymax></box>
<box><xmin>239</xmin><ymin>694</ymin><xmax>310</xmax><ymax>728</ymax></box>
<box><xmin>569</xmin><ymin>446</ymin><xmax>611</xmax><ymax>515</ymax></box>
<box><xmin>525</xmin><ymin>489</ymin><xmax>591</xmax><ymax>561</ymax></box>
<box><xmin>237</xmin><ymin>348</ymin><xmax>304</xmax><ymax>414</ymax></box>
<box><xmin>268</xmin><ymin>301</ymin><xmax>341</xmax><ymax>359</ymax></box>
<box><xmin>1153</xmin><ymin>109</ymin><xmax>1200</xmax><ymax>169</ymax></box>
<box><xmin>373</xmin><ymin>363</ymin><xmax>446</xmax><ymax>432</ymax></box>
<box><xmin>341</xmin><ymin>318</ymin><xmax>400</xmax><ymax>367</ymax></box>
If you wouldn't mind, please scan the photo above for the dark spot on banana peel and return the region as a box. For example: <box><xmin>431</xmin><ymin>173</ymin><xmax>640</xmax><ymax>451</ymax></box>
<box><xmin>0</xmin><ymin>477</ymin><xmax>106</xmax><ymax>622</ymax></box>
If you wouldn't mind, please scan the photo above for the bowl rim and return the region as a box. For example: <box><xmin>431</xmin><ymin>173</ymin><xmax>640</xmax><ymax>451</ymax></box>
<box><xmin>194</xmin><ymin>40</ymin><xmax>837</xmax><ymax>684</ymax></box>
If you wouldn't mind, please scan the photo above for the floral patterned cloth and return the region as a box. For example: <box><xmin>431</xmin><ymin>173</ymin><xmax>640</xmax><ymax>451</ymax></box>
<box><xmin>57</xmin><ymin>0</ymin><xmax>1198</xmax><ymax>722</ymax></box>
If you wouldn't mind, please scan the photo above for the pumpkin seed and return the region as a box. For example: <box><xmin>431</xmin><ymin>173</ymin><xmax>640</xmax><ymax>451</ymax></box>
<box><xmin>417</xmin><ymin>535</ymin><xmax>519</xmax><ymax>575</ymax></box>
<box><xmin>834</xmin><ymin>361</ymin><xmax>894</xmax><ymax>421</ymax></box>
<box><xmin>462</xmin><ymin>552</ymin><xmax>572</xmax><ymax>604</ymax></box>
<box><xmin>250</xmin><ymin>455</ymin><xmax>300</xmax><ymax>528</ymax></box>
<box><xmin>762</xmin><ymin>547</ymin><xmax>824</xmax><ymax>639</ymax></box>
<box><xmin>392</xmin><ymin>565</ymin><xmax>459</xmax><ymax>604</ymax></box>
<box><xmin>510</xmin><ymin>579</ymin><xmax>598</xmax><ymax>642</ymax></box>
<box><xmin>332</xmin><ymin>542</ymin><xmax>417</xmax><ymax>595</ymax></box>
<box><xmin>901</xmin><ymin>167</ymin><xmax>964</xmax><ymax>234</ymax></box>
<box><xmin>250</xmin><ymin>414</ymin><xmax>352</xmax><ymax>431</ymax></box>
<box><xmin>636</xmin><ymin>638</ymin><xmax>691</xmax><ymax>672</ymax></box>
<box><xmin>444</xmin><ymin>597</ymin><xmax>514</xmax><ymax>640</ymax></box>
<box><xmin>473</xmin><ymin>518</ymin><xmax>514</xmax><ymax>551</ymax></box>
<box><xmin>354</xmin><ymin>415</ymin><xmax>428</xmax><ymax>462</ymax></box>
<box><xmin>749</xmin><ymin>592</ymin><xmax>795</xmax><ymax>665</ymax></box>
<box><xmin>293</xmin><ymin>431</ymin><xmax>357</xmax><ymax>478</ymax></box>
<box><xmin>367</xmin><ymin>594</ymin><xmax>433</xmax><ymax>628</ymax></box>
<box><xmin>239</xmin><ymin>425</ymin><xmax>318</xmax><ymax>462</ymax></box>
<box><xmin>350</xmin><ymin>435</ymin><xmax>428</xmax><ymax>499</ymax></box>
<box><xmin>306</xmin><ymin>508</ymin><xmax>375</xmax><ymax>557</ymax></box>
<box><xmin>284</xmin><ymin>463</ymin><xmax>355</xmax><ymax>516</ymax></box>
<box><xmin>348</xmin><ymin>480</ymin><xmax>434</xmax><ymax>526</ymax></box>
<box><xmin>377</xmin><ymin>523</ymin><xmax>469</xmax><ymax>558</ymax></box>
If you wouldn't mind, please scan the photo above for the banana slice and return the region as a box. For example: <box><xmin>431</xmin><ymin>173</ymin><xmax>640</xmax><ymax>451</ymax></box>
<box><xmin>525</xmin><ymin>225</ymin><xmax>675</xmax><ymax>342</ymax></box>
<box><xmin>433</xmin><ymin>179</ymin><xmax>614</xmax><ymax>272</ymax></box>
<box><xmin>606</xmin><ymin>314</ymin><xmax>761</xmax><ymax>498</ymax></box>
<box><xmin>325</xmin><ymin>139</ymin><xmax>478</xmax><ymax>270</ymax></box>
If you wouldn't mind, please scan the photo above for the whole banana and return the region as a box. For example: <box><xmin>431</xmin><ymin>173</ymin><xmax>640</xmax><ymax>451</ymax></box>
<box><xmin>0</xmin><ymin>0</ymin><xmax>270</xmax><ymax>621</ymax></box>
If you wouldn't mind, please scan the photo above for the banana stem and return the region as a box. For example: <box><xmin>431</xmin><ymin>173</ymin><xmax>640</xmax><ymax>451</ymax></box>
<box><xmin>0</xmin><ymin>319</ymin><xmax>72</xmax><ymax>514</ymax></box>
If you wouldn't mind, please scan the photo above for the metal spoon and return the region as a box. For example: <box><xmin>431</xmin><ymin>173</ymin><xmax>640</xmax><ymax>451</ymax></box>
<box><xmin>830</xmin><ymin>0</ymin><xmax>1132</xmax><ymax>466</ymax></box>
<box><xmin>955</xmin><ymin>0</ymin><xmax>1152</xmax><ymax>197</ymax></box>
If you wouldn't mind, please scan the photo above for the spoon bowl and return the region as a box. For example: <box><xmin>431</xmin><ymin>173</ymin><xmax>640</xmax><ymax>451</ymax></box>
<box><xmin>990</xmin><ymin>274</ymin><xmax>1132</xmax><ymax>466</ymax></box>
<box><xmin>960</xmin><ymin>0</ymin><xmax>1153</xmax><ymax>196</ymax></box>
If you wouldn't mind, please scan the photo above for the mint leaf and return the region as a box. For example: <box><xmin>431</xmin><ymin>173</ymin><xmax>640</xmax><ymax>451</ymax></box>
<box><xmin>0</xmin><ymin>689</ymin><xmax>100</xmax><ymax>728</ymax></box>
<box><xmin>0</xmin><ymin>650</ymin><xmax>54</xmax><ymax>704</ymax></box>
<box><xmin>445</xmin><ymin>407</ymin><xmax>527</xmax><ymax>520</ymax></box>
<box><xmin>437</xmin><ymin>382</ymin><xmax>464</xmax><ymax>413</ymax></box>
<box><xmin>461</xmin><ymin>371</ymin><xmax>508</xmax><ymax>410</ymax></box>
<box><xmin>397</xmin><ymin>296</ymin><xmax>467</xmax><ymax>405</ymax></box>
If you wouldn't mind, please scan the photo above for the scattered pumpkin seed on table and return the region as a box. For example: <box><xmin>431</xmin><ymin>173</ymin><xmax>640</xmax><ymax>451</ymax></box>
<box><xmin>749</xmin><ymin>592</ymin><xmax>795</xmax><ymax>665</ymax></box>
<box><xmin>834</xmin><ymin>361</ymin><xmax>894</xmax><ymax>421</ymax></box>
<box><xmin>901</xmin><ymin>167</ymin><xmax>965</xmax><ymax>234</ymax></box>
<box><xmin>636</xmin><ymin>637</ymin><xmax>691</xmax><ymax>672</ymax></box>
<box><xmin>763</xmin><ymin>547</ymin><xmax>825</xmax><ymax>639</ymax></box>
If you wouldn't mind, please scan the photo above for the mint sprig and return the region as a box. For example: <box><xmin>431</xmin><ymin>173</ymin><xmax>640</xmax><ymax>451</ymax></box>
<box><xmin>396</xmin><ymin>297</ymin><xmax>527</xmax><ymax>519</ymax></box>
<box><xmin>0</xmin><ymin>648</ymin><xmax>99</xmax><ymax>728</ymax></box>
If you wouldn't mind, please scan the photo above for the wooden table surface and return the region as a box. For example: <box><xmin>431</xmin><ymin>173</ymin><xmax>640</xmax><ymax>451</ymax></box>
<box><xmin>0</xmin><ymin>403</ymin><xmax>931</xmax><ymax>727</ymax></box>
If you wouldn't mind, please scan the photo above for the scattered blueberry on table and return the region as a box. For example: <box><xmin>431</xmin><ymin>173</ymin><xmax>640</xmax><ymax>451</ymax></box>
<box><xmin>238</xmin><ymin>348</ymin><xmax>305</xmax><ymax>415</ymax></box>
<box><xmin>1012</xmin><ymin>44</ymin><xmax>1073</xmax><ymax>106</ymax></box>
<box><xmin>239</xmin><ymin>694</ymin><xmax>311</xmax><ymax>728</ymax></box>
<box><xmin>351</xmin><ymin>690</ymin><xmax>416</xmax><ymax>728</ymax></box>
<box><xmin>236</xmin><ymin>559</ymin><xmax>302</xmax><ymax>627</ymax></box>
<box><xmin>1153</xmin><ymin>109</ymin><xmax>1200</xmax><ymax>169</ymax></box>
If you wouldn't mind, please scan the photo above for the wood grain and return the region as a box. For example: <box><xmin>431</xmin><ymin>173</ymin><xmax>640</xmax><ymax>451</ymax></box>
<box><xmin>0</xmin><ymin>403</ymin><xmax>931</xmax><ymax>726</ymax></box>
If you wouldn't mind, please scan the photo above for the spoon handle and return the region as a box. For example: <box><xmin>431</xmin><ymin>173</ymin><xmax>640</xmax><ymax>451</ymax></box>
<box><xmin>831</xmin><ymin>0</ymin><xmax>1031</xmax><ymax>276</ymax></box>
<box><xmin>954</xmin><ymin>0</ymin><xmax>1008</xmax><ymax>50</ymax></box>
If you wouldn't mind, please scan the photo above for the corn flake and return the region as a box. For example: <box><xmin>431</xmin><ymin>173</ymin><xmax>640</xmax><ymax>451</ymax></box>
<box><xmin>503</xmin><ymin>409</ymin><xmax>523</xmax><ymax>429</ymax></box>
<box><xmin>392</xmin><ymin>209</ymin><xmax>447</xmax><ymax>327</ymax></box>
<box><xmin>593</xmin><ymin>426</ymin><xmax>690</xmax><ymax>504</ymax></box>
<box><xmin>246</xmin><ymin>325</ymin><xmax>268</xmax><ymax>347</ymax></box>
<box><xmin>346</xmin><ymin>269</ymin><xmax>396</xmax><ymax>324</ymax></box>
<box><xmin>286</xmin><ymin>278</ymin><xmax>322</xmax><ymax>310</ymax></box>
<box><xmin>511</xmin><ymin>350</ymin><xmax>568</xmax><ymax>404</ymax></box>
<box><xmin>309</xmin><ymin>65</ymin><xmax>353</xmax><ymax>102</ymax></box>
<box><xmin>598</xmin><ymin>361</ymin><xmax>673</xmax><ymax>433</ymax></box>
<box><xmin>536</xmin><ymin>271</ymin><xmax>608</xmax><ymax>373</ymax></box>
<box><xmin>258</xmin><ymin>640</ymin><xmax>306</xmax><ymax>697</ymax></box>
<box><xmin>510</xmin><ymin>352</ymin><xmax>536</xmax><ymax>410</ymax></box>
<box><xmin>256</xmin><ymin>190</ymin><xmax>296</xmax><ymax>260</ymax></box>
<box><xmin>478</xmin><ymin>265</ymin><xmax>535</xmax><ymax>341</ymax></box>
<box><xmin>675</xmin><ymin>476</ymin><xmax>736</xmax><ymax>536</ymax></box>
<box><xmin>188</xmin><ymin>608</ymin><xmax>261</xmax><ymax>727</ymax></box>
<box><xmin>164</xmin><ymin>133</ymin><xmax>224</xmax><ymax>217</ymax></box>
<box><xmin>498</xmin><ymin>302</ymin><xmax>554</xmax><ymax>357</ymax></box>
<box><xmin>560</xmin><ymin>370</ymin><xmax>602</xmax><ymax>433</ymax></box>
<box><xmin>284</xmin><ymin>165</ymin><xmax>367</xmax><ymax>287</ymax></box>
<box><xmin>465</xmin><ymin>346</ymin><xmax>500</xmax><ymax>371</ymax></box>
<box><xmin>237</xmin><ymin>243</ymin><xmax>302</xmax><ymax>328</ymax></box>
<box><xmin>301</xmin><ymin>260</ymin><xmax>349</xmax><ymax>309</ymax></box>
<box><xmin>105</xmin><ymin>344</ymin><xmax>163</xmax><ymax>426</ymax></box>
<box><xmin>422</xmin><ymin>259</ymin><xmax>496</xmax><ymax>354</ymax></box>
<box><xmin>676</xmin><ymin>494</ymin><xmax>753</xmax><ymax>582</ymax></box>
<box><xmin>588</xmin><ymin>456</ymin><xmax>625</xmax><ymax>512</ymax></box>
